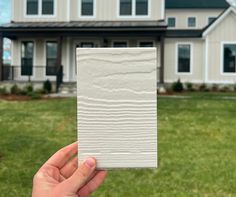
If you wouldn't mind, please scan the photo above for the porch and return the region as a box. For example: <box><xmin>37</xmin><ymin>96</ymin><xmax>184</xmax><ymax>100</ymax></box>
<box><xmin>0</xmin><ymin>21</ymin><xmax>167</xmax><ymax>91</ymax></box>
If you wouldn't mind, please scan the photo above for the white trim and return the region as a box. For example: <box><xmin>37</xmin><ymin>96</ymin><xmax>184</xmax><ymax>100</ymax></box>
<box><xmin>24</xmin><ymin>0</ymin><xmax>57</xmax><ymax>18</ymax></box>
<box><xmin>167</xmin><ymin>17</ymin><xmax>176</xmax><ymax>28</ymax></box>
<box><xmin>117</xmin><ymin>0</ymin><xmax>151</xmax><ymax>19</ymax></box>
<box><xmin>220</xmin><ymin>41</ymin><xmax>236</xmax><ymax>76</ymax></box>
<box><xmin>78</xmin><ymin>0</ymin><xmax>96</xmax><ymax>19</ymax></box>
<box><xmin>175</xmin><ymin>42</ymin><xmax>193</xmax><ymax>75</ymax></box>
<box><xmin>161</xmin><ymin>0</ymin><xmax>165</xmax><ymax>20</ymax></box>
<box><xmin>187</xmin><ymin>16</ymin><xmax>197</xmax><ymax>29</ymax></box>
<box><xmin>204</xmin><ymin>36</ymin><xmax>209</xmax><ymax>83</ymax></box>
<box><xmin>67</xmin><ymin>0</ymin><xmax>70</xmax><ymax>21</ymax></box>
<box><xmin>137</xmin><ymin>40</ymin><xmax>155</xmax><ymax>47</ymax></box>
<box><xmin>203</xmin><ymin>7</ymin><xmax>236</xmax><ymax>37</ymax></box>
<box><xmin>112</xmin><ymin>40</ymin><xmax>129</xmax><ymax>47</ymax></box>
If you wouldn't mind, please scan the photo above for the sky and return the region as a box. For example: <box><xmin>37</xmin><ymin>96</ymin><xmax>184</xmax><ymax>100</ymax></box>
<box><xmin>0</xmin><ymin>0</ymin><xmax>11</xmax><ymax>62</ymax></box>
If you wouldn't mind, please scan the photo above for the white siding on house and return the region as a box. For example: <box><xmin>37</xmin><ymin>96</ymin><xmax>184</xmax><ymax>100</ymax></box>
<box><xmin>166</xmin><ymin>9</ymin><xmax>224</xmax><ymax>29</ymax></box>
<box><xmin>207</xmin><ymin>11</ymin><xmax>236</xmax><ymax>83</ymax></box>
<box><xmin>164</xmin><ymin>38</ymin><xmax>205</xmax><ymax>83</ymax></box>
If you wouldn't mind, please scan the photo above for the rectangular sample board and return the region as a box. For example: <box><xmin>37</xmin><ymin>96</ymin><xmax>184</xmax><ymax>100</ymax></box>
<box><xmin>77</xmin><ymin>48</ymin><xmax>157</xmax><ymax>169</ymax></box>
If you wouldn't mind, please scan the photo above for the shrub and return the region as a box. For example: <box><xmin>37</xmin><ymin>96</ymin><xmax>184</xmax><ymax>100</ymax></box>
<box><xmin>211</xmin><ymin>84</ymin><xmax>219</xmax><ymax>92</ymax></box>
<box><xmin>220</xmin><ymin>86</ymin><xmax>230</xmax><ymax>92</ymax></box>
<box><xmin>234</xmin><ymin>83</ymin><xmax>236</xmax><ymax>92</ymax></box>
<box><xmin>199</xmin><ymin>84</ymin><xmax>207</xmax><ymax>92</ymax></box>
<box><xmin>10</xmin><ymin>84</ymin><xmax>21</xmax><ymax>95</ymax></box>
<box><xmin>25</xmin><ymin>84</ymin><xmax>34</xmax><ymax>93</ymax></box>
<box><xmin>0</xmin><ymin>87</ymin><xmax>8</xmax><ymax>95</ymax></box>
<box><xmin>27</xmin><ymin>92</ymin><xmax>42</xmax><ymax>100</ymax></box>
<box><xmin>186</xmin><ymin>82</ymin><xmax>193</xmax><ymax>91</ymax></box>
<box><xmin>43</xmin><ymin>80</ymin><xmax>52</xmax><ymax>93</ymax></box>
<box><xmin>172</xmin><ymin>79</ymin><xmax>184</xmax><ymax>92</ymax></box>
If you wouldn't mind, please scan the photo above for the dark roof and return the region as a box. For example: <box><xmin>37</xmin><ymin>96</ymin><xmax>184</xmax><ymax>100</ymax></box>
<box><xmin>0</xmin><ymin>21</ymin><xmax>166</xmax><ymax>30</ymax></box>
<box><xmin>166</xmin><ymin>0</ymin><xmax>230</xmax><ymax>9</ymax></box>
<box><xmin>165</xmin><ymin>30</ymin><xmax>203</xmax><ymax>38</ymax></box>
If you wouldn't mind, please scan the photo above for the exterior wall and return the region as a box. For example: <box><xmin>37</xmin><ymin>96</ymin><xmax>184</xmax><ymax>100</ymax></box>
<box><xmin>164</xmin><ymin>38</ymin><xmax>205</xmax><ymax>83</ymax></box>
<box><xmin>166</xmin><ymin>9</ymin><xmax>224</xmax><ymax>29</ymax></box>
<box><xmin>13</xmin><ymin>0</ymin><xmax>164</xmax><ymax>22</ymax></box>
<box><xmin>206</xmin><ymin>11</ymin><xmax>236</xmax><ymax>83</ymax></box>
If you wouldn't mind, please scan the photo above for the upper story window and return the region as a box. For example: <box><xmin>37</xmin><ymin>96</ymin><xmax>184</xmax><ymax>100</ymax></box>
<box><xmin>26</xmin><ymin>0</ymin><xmax>55</xmax><ymax>16</ymax></box>
<box><xmin>167</xmin><ymin>17</ymin><xmax>176</xmax><ymax>28</ymax></box>
<box><xmin>223</xmin><ymin>44</ymin><xmax>236</xmax><ymax>73</ymax></box>
<box><xmin>188</xmin><ymin>17</ymin><xmax>196</xmax><ymax>28</ymax></box>
<box><xmin>119</xmin><ymin>0</ymin><xmax>149</xmax><ymax>17</ymax></box>
<box><xmin>208</xmin><ymin>17</ymin><xmax>216</xmax><ymax>24</ymax></box>
<box><xmin>81</xmin><ymin>0</ymin><xmax>95</xmax><ymax>17</ymax></box>
<box><xmin>113</xmin><ymin>41</ymin><xmax>128</xmax><ymax>47</ymax></box>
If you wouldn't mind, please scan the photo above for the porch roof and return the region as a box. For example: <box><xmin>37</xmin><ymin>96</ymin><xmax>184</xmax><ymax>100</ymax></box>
<box><xmin>0</xmin><ymin>21</ymin><xmax>167</xmax><ymax>39</ymax></box>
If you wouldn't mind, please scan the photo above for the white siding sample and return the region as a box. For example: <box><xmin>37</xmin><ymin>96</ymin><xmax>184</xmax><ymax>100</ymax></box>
<box><xmin>77</xmin><ymin>48</ymin><xmax>157</xmax><ymax>169</ymax></box>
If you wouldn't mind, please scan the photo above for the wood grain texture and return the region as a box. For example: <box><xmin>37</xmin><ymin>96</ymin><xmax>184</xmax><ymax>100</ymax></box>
<box><xmin>77</xmin><ymin>48</ymin><xmax>157</xmax><ymax>169</ymax></box>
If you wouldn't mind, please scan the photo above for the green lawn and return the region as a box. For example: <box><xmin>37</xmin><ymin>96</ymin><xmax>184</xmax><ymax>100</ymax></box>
<box><xmin>0</xmin><ymin>94</ymin><xmax>236</xmax><ymax>196</ymax></box>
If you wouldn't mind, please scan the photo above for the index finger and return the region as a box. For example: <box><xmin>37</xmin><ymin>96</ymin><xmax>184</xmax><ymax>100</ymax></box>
<box><xmin>44</xmin><ymin>142</ymin><xmax>78</xmax><ymax>169</ymax></box>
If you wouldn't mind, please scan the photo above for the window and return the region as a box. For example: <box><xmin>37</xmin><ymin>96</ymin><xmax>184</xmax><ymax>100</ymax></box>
<box><xmin>177</xmin><ymin>44</ymin><xmax>191</xmax><ymax>73</ymax></box>
<box><xmin>168</xmin><ymin>17</ymin><xmax>176</xmax><ymax>27</ymax></box>
<box><xmin>139</xmin><ymin>41</ymin><xmax>153</xmax><ymax>47</ymax></box>
<box><xmin>81</xmin><ymin>0</ymin><xmax>94</xmax><ymax>16</ymax></box>
<box><xmin>42</xmin><ymin>0</ymin><xmax>54</xmax><ymax>15</ymax></box>
<box><xmin>120</xmin><ymin>0</ymin><xmax>132</xmax><ymax>16</ymax></box>
<box><xmin>223</xmin><ymin>44</ymin><xmax>236</xmax><ymax>73</ymax></box>
<box><xmin>80</xmin><ymin>42</ymin><xmax>94</xmax><ymax>48</ymax></box>
<box><xmin>46</xmin><ymin>42</ymin><xmax>58</xmax><ymax>75</ymax></box>
<box><xmin>136</xmin><ymin>0</ymin><xmax>148</xmax><ymax>16</ymax></box>
<box><xmin>208</xmin><ymin>17</ymin><xmax>216</xmax><ymax>24</ymax></box>
<box><xmin>21</xmin><ymin>42</ymin><xmax>34</xmax><ymax>75</ymax></box>
<box><xmin>27</xmin><ymin>0</ymin><xmax>38</xmax><ymax>15</ymax></box>
<box><xmin>113</xmin><ymin>41</ymin><xmax>128</xmax><ymax>47</ymax></box>
<box><xmin>26</xmin><ymin>0</ymin><xmax>55</xmax><ymax>16</ymax></box>
<box><xmin>119</xmin><ymin>0</ymin><xmax>149</xmax><ymax>16</ymax></box>
<box><xmin>188</xmin><ymin>17</ymin><xmax>196</xmax><ymax>28</ymax></box>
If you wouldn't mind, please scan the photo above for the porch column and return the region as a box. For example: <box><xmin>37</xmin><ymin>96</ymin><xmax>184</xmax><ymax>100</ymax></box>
<box><xmin>0</xmin><ymin>33</ymin><xmax>3</xmax><ymax>81</ymax></box>
<box><xmin>56</xmin><ymin>36</ymin><xmax>63</xmax><ymax>67</ymax></box>
<box><xmin>160</xmin><ymin>35</ymin><xmax>165</xmax><ymax>84</ymax></box>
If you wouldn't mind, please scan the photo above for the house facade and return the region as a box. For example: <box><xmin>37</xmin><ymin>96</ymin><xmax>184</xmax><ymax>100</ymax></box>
<box><xmin>0</xmin><ymin>0</ymin><xmax>236</xmax><ymax>91</ymax></box>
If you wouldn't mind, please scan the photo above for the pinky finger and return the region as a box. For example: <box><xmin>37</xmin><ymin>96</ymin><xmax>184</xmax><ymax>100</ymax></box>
<box><xmin>77</xmin><ymin>171</ymin><xmax>107</xmax><ymax>197</ymax></box>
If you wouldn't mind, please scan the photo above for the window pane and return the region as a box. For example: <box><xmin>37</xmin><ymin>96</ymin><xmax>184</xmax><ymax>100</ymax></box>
<box><xmin>178</xmin><ymin>44</ymin><xmax>191</xmax><ymax>73</ymax></box>
<box><xmin>21</xmin><ymin>42</ymin><xmax>34</xmax><ymax>75</ymax></box>
<box><xmin>208</xmin><ymin>17</ymin><xmax>216</xmax><ymax>24</ymax></box>
<box><xmin>168</xmin><ymin>18</ymin><xmax>176</xmax><ymax>27</ymax></box>
<box><xmin>136</xmin><ymin>0</ymin><xmax>148</xmax><ymax>16</ymax></box>
<box><xmin>113</xmin><ymin>42</ymin><xmax>128</xmax><ymax>47</ymax></box>
<box><xmin>188</xmin><ymin>17</ymin><xmax>196</xmax><ymax>27</ymax></box>
<box><xmin>120</xmin><ymin>0</ymin><xmax>132</xmax><ymax>16</ymax></box>
<box><xmin>224</xmin><ymin>44</ymin><xmax>236</xmax><ymax>73</ymax></box>
<box><xmin>81</xmin><ymin>42</ymin><xmax>94</xmax><ymax>48</ymax></box>
<box><xmin>81</xmin><ymin>0</ymin><xmax>94</xmax><ymax>16</ymax></box>
<box><xmin>42</xmin><ymin>0</ymin><xmax>54</xmax><ymax>15</ymax></box>
<box><xmin>27</xmin><ymin>0</ymin><xmax>38</xmax><ymax>15</ymax></box>
<box><xmin>46</xmin><ymin>42</ymin><xmax>58</xmax><ymax>75</ymax></box>
<box><xmin>139</xmin><ymin>42</ymin><xmax>153</xmax><ymax>47</ymax></box>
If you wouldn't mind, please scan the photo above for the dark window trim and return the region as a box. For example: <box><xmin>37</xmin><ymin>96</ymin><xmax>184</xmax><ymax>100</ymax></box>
<box><xmin>21</xmin><ymin>41</ymin><xmax>34</xmax><ymax>76</ymax></box>
<box><xmin>187</xmin><ymin>17</ymin><xmax>197</xmax><ymax>28</ymax></box>
<box><xmin>222</xmin><ymin>43</ymin><xmax>236</xmax><ymax>74</ymax></box>
<box><xmin>177</xmin><ymin>43</ymin><xmax>192</xmax><ymax>74</ymax></box>
<box><xmin>46</xmin><ymin>41</ymin><xmax>58</xmax><ymax>76</ymax></box>
<box><xmin>80</xmin><ymin>0</ymin><xmax>95</xmax><ymax>17</ymax></box>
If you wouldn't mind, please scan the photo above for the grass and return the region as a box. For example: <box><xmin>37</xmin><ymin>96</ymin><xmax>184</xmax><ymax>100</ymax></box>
<box><xmin>0</xmin><ymin>93</ymin><xmax>236</xmax><ymax>196</ymax></box>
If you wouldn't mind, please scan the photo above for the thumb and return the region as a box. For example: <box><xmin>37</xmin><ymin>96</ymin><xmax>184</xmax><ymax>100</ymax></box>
<box><xmin>56</xmin><ymin>157</ymin><xmax>96</xmax><ymax>195</ymax></box>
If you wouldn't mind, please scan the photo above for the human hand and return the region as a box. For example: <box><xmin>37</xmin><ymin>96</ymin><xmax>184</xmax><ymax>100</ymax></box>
<box><xmin>32</xmin><ymin>142</ymin><xmax>107</xmax><ymax>197</ymax></box>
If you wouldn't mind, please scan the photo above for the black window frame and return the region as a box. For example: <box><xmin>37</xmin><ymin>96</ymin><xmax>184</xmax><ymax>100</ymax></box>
<box><xmin>81</xmin><ymin>0</ymin><xmax>94</xmax><ymax>17</ymax></box>
<box><xmin>223</xmin><ymin>44</ymin><xmax>236</xmax><ymax>73</ymax></box>
<box><xmin>168</xmin><ymin>17</ymin><xmax>176</xmax><ymax>28</ymax></box>
<box><xmin>26</xmin><ymin>0</ymin><xmax>39</xmax><ymax>15</ymax></box>
<box><xmin>119</xmin><ymin>0</ymin><xmax>148</xmax><ymax>16</ymax></box>
<box><xmin>42</xmin><ymin>0</ymin><xmax>54</xmax><ymax>15</ymax></box>
<box><xmin>135</xmin><ymin>0</ymin><xmax>148</xmax><ymax>16</ymax></box>
<box><xmin>46</xmin><ymin>41</ymin><xmax>58</xmax><ymax>76</ymax></box>
<box><xmin>113</xmin><ymin>41</ymin><xmax>128</xmax><ymax>48</ymax></box>
<box><xmin>208</xmin><ymin>17</ymin><xmax>216</xmax><ymax>24</ymax></box>
<box><xmin>120</xmin><ymin>0</ymin><xmax>132</xmax><ymax>16</ymax></box>
<box><xmin>138</xmin><ymin>41</ymin><xmax>154</xmax><ymax>47</ymax></box>
<box><xmin>177</xmin><ymin>44</ymin><xmax>191</xmax><ymax>73</ymax></box>
<box><xmin>21</xmin><ymin>41</ymin><xmax>34</xmax><ymax>76</ymax></box>
<box><xmin>188</xmin><ymin>17</ymin><xmax>196</xmax><ymax>28</ymax></box>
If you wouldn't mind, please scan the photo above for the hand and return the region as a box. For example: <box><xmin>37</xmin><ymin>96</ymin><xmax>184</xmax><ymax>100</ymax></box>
<box><xmin>32</xmin><ymin>142</ymin><xmax>107</xmax><ymax>197</ymax></box>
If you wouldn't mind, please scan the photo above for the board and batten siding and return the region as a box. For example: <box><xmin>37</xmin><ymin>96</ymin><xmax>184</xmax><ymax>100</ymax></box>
<box><xmin>12</xmin><ymin>0</ymin><xmax>164</xmax><ymax>22</ymax></box>
<box><xmin>164</xmin><ymin>38</ymin><xmax>205</xmax><ymax>83</ymax></box>
<box><xmin>166</xmin><ymin>9</ymin><xmax>224</xmax><ymax>29</ymax></box>
<box><xmin>207</xmin><ymin>12</ymin><xmax>236</xmax><ymax>83</ymax></box>
<box><xmin>77</xmin><ymin>48</ymin><xmax>157</xmax><ymax>169</ymax></box>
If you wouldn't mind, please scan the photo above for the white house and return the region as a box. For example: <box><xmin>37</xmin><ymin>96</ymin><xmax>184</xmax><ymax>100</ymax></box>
<box><xmin>0</xmin><ymin>0</ymin><xmax>235</xmax><ymax>91</ymax></box>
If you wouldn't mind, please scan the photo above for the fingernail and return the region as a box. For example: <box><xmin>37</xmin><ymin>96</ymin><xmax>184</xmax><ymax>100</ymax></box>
<box><xmin>85</xmin><ymin>158</ymin><xmax>96</xmax><ymax>168</ymax></box>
